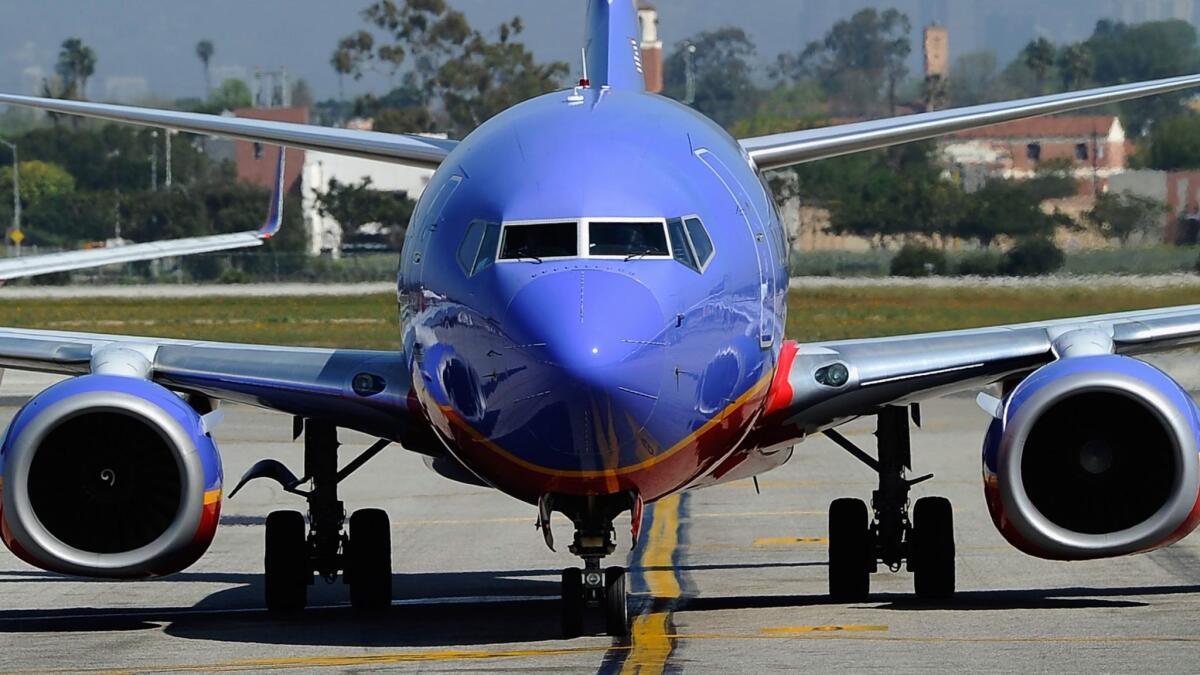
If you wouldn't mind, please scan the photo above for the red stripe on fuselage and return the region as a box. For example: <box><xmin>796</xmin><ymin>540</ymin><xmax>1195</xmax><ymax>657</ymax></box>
<box><xmin>421</xmin><ymin>375</ymin><xmax>771</xmax><ymax>504</ymax></box>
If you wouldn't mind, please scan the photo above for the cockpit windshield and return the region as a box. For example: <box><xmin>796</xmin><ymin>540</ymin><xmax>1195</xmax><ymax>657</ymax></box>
<box><xmin>499</xmin><ymin>222</ymin><xmax>578</xmax><ymax>261</ymax></box>
<box><xmin>484</xmin><ymin>217</ymin><xmax>713</xmax><ymax>271</ymax></box>
<box><xmin>588</xmin><ymin>221</ymin><xmax>670</xmax><ymax>258</ymax></box>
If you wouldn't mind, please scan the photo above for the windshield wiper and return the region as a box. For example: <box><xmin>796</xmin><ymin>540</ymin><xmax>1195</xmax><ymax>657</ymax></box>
<box><xmin>624</xmin><ymin>249</ymin><xmax>657</xmax><ymax>262</ymax></box>
<box><xmin>513</xmin><ymin>247</ymin><xmax>543</xmax><ymax>264</ymax></box>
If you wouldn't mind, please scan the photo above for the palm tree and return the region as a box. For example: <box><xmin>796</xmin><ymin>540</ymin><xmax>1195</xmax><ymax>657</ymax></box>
<box><xmin>196</xmin><ymin>40</ymin><xmax>215</xmax><ymax>97</ymax></box>
<box><xmin>1057</xmin><ymin>44</ymin><xmax>1093</xmax><ymax>91</ymax></box>
<box><xmin>55</xmin><ymin>38</ymin><xmax>96</xmax><ymax>100</ymax></box>
<box><xmin>1021</xmin><ymin>37</ymin><xmax>1056</xmax><ymax>94</ymax></box>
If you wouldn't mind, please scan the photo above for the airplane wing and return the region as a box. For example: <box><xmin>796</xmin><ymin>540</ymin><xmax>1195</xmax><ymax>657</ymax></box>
<box><xmin>738</xmin><ymin>73</ymin><xmax>1200</xmax><ymax>170</ymax></box>
<box><xmin>0</xmin><ymin>94</ymin><xmax>456</xmax><ymax>170</ymax></box>
<box><xmin>763</xmin><ymin>304</ymin><xmax>1200</xmax><ymax>439</ymax></box>
<box><xmin>0</xmin><ymin>325</ymin><xmax>431</xmax><ymax>449</ymax></box>
<box><xmin>0</xmin><ymin>146</ymin><xmax>288</xmax><ymax>281</ymax></box>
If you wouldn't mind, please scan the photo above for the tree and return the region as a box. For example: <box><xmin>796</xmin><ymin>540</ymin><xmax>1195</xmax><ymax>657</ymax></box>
<box><xmin>955</xmin><ymin>179</ymin><xmax>1072</xmax><ymax>247</ymax></box>
<box><xmin>664</xmin><ymin>28</ymin><xmax>762</xmax><ymax>128</ymax></box>
<box><xmin>0</xmin><ymin>161</ymin><xmax>75</xmax><ymax>209</ymax></box>
<box><xmin>947</xmin><ymin>51</ymin><xmax>999</xmax><ymax>106</ymax></box>
<box><xmin>290</xmin><ymin>78</ymin><xmax>314</xmax><ymax>109</ymax></box>
<box><xmin>332</xmin><ymin>0</ymin><xmax>565</xmax><ymax>137</ymax></box>
<box><xmin>1135</xmin><ymin>115</ymin><xmax>1200</xmax><ymax>169</ymax></box>
<box><xmin>780</xmin><ymin>8</ymin><xmax>912</xmax><ymax>116</ymax></box>
<box><xmin>195</xmin><ymin>40</ymin><xmax>215</xmax><ymax>97</ymax></box>
<box><xmin>209</xmin><ymin>78</ymin><xmax>252</xmax><ymax>112</ymax></box>
<box><xmin>806</xmin><ymin>142</ymin><xmax>964</xmax><ymax>245</ymax></box>
<box><xmin>1057</xmin><ymin>43</ymin><xmax>1092</xmax><ymax>90</ymax></box>
<box><xmin>1021</xmin><ymin>38</ymin><xmax>1056</xmax><ymax>93</ymax></box>
<box><xmin>437</xmin><ymin>19</ymin><xmax>569</xmax><ymax>133</ymax></box>
<box><xmin>1086</xmin><ymin>191</ymin><xmax>1166</xmax><ymax>243</ymax></box>
<box><xmin>314</xmin><ymin>177</ymin><xmax>415</xmax><ymax>250</ymax></box>
<box><xmin>1083</xmin><ymin>19</ymin><xmax>1200</xmax><ymax>134</ymax></box>
<box><xmin>55</xmin><ymin>37</ymin><xmax>97</xmax><ymax>100</ymax></box>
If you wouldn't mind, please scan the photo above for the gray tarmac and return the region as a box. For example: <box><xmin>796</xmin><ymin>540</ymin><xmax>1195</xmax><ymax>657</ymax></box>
<box><xmin>1</xmin><ymin>371</ymin><xmax>1200</xmax><ymax>673</ymax></box>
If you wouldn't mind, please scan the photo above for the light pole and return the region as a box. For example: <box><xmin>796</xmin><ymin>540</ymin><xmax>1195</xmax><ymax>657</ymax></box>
<box><xmin>684</xmin><ymin>43</ymin><xmax>698</xmax><ymax>106</ymax></box>
<box><xmin>0</xmin><ymin>139</ymin><xmax>20</xmax><ymax>257</ymax></box>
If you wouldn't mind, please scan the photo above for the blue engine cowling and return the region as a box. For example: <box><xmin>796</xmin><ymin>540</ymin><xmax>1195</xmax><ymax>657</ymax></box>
<box><xmin>0</xmin><ymin>374</ymin><xmax>223</xmax><ymax>578</ymax></box>
<box><xmin>983</xmin><ymin>354</ymin><xmax>1200</xmax><ymax>560</ymax></box>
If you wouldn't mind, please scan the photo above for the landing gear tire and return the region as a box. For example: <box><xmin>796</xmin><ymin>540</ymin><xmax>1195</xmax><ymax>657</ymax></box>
<box><xmin>348</xmin><ymin>508</ymin><xmax>393</xmax><ymax>613</ymax></box>
<box><xmin>265</xmin><ymin>510</ymin><xmax>309</xmax><ymax>613</ymax></box>
<box><xmin>605</xmin><ymin>567</ymin><xmax>629</xmax><ymax>637</ymax></box>
<box><xmin>910</xmin><ymin>496</ymin><xmax>955</xmax><ymax>600</ymax></box>
<box><xmin>828</xmin><ymin>497</ymin><xmax>871</xmax><ymax>602</ymax></box>
<box><xmin>561</xmin><ymin>567</ymin><xmax>585</xmax><ymax>638</ymax></box>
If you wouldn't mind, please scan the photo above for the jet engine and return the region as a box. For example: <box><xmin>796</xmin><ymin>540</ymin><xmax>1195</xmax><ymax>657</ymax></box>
<box><xmin>983</xmin><ymin>354</ymin><xmax>1200</xmax><ymax>560</ymax></box>
<box><xmin>0</xmin><ymin>374</ymin><xmax>223</xmax><ymax>578</ymax></box>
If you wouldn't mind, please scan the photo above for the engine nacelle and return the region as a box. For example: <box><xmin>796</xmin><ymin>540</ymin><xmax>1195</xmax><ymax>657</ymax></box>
<box><xmin>983</xmin><ymin>354</ymin><xmax>1200</xmax><ymax>560</ymax></box>
<box><xmin>0</xmin><ymin>374</ymin><xmax>222</xmax><ymax>578</ymax></box>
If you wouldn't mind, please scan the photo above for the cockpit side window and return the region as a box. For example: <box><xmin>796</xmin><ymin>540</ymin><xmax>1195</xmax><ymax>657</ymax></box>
<box><xmin>472</xmin><ymin>223</ymin><xmax>501</xmax><ymax>274</ymax></box>
<box><xmin>684</xmin><ymin>217</ymin><xmax>715</xmax><ymax>270</ymax></box>
<box><xmin>667</xmin><ymin>218</ymin><xmax>699</xmax><ymax>271</ymax></box>
<box><xmin>457</xmin><ymin>221</ymin><xmax>486</xmax><ymax>275</ymax></box>
<box><xmin>499</xmin><ymin>222</ymin><xmax>578</xmax><ymax>261</ymax></box>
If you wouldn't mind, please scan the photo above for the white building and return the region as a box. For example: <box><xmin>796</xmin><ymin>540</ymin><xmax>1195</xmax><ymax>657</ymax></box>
<box><xmin>301</xmin><ymin>150</ymin><xmax>436</xmax><ymax>256</ymax></box>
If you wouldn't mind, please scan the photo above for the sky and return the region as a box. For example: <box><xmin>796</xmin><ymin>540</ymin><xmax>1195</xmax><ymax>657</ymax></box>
<box><xmin>1</xmin><ymin>1</ymin><xmax>1196</xmax><ymax>103</ymax></box>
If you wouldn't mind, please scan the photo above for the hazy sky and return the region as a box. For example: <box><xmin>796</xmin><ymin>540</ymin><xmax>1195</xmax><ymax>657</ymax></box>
<box><xmin>1</xmin><ymin>1</ymin><xmax>1193</xmax><ymax>102</ymax></box>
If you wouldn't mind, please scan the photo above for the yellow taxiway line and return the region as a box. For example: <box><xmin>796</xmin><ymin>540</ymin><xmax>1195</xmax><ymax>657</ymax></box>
<box><xmin>621</xmin><ymin>493</ymin><xmax>683</xmax><ymax>675</ymax></box>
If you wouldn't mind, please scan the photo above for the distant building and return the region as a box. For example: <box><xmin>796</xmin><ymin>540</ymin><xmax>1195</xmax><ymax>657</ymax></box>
<box><xmin>637</xmin><ymin>3</ymin><xmax>664</xmax><ymax>94</ymax></box>
<box><xmin>302</xmin><ymin>151</ymin><xmax>437</xmax><ymax>256</ymax></box>
<box><xmin>924</xmin><ymin>24</ymin><xmax>949</xmax><ymax>79</ymax></box>
<box><xmin>923</xmin><ymin>24</ymin><xmax>949</xmax><ymax>111</ymax></box>
<box><xmin>232</xmin><ymin>107</ymin><xmax>308</xmax><ymax>195</ymax></box>
<box><xmin>939</xmin><ymin>115</ymin><xmax>1128</xmax><ymax>193</ymax></box>
<box><xmin>232</xmin><ymin>107</ymin><xmax>440</xmax><ymax>256</ymax></box>
<box><xmin>1110</xmin><ymin>170</ymin><xmax>1200</xmax><ymax>244</ymax></box>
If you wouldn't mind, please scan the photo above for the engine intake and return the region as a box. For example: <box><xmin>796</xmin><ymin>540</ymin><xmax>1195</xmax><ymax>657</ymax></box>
<box><xmin>983</xmin><ymin>355</ymin><xmax>1200</xmax><ymax>560</ymax></box>
<box><xmin>0</xmin><ymin>375</ymin><xmax>222</xmax><ymax>578</ymax></box>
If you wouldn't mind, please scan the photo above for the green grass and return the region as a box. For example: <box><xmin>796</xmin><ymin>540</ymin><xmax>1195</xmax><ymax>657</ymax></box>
<box><xmin>3</xmin><ymin>286</ymin><xmax>1200</xmax><ymax>350</ymax></box>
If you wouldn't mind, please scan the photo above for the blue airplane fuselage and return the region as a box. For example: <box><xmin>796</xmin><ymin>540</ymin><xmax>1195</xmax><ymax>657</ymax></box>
<box><xmin>399</xmin><ymin>87</ymin><xmax>789</xmax><ymax>503</ymax></box>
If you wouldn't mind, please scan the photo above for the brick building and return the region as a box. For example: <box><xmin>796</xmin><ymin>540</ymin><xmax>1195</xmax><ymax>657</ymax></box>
<box><xmin>637</xmin><ymin>3</ymin><xmax>663</xmax><ymax>94</ymax></box>
<box><xmin>939</xmin><ymin>115</ymin><xmax>1128</xmax><ymax>193</ymax></box>
<box><xmin>232</xmin><ymin>106</ymin><xmax>308</xmax><ymax>194</ymax></box>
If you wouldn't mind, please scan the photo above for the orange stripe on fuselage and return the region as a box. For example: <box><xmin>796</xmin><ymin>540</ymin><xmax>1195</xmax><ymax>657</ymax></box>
<box><xmin>437</xmin><ymin>371</ymin><xmax>772</xmax><ymax>480</ymax></box>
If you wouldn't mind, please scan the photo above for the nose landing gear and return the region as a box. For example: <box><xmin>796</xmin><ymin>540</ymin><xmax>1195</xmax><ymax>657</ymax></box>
<box><xmin>824</xmin><ymin>405</ymin><xmax>955</xmax><ymax>601</ymax></box>
<box><xmin>549</xmin><ymin>494</ymin><xmax>635</xmax><ymax>638</ymax></box>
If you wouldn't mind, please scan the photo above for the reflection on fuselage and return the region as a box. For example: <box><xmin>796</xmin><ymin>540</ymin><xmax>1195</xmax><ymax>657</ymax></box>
<box><xmin>399</xmin><ymin>87</ymin><xmax>789</xmax><ymax>503</ymax></box>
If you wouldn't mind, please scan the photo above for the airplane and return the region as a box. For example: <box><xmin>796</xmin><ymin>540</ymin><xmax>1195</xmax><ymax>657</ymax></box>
<box><xmin>0</xmin><ymin>146</ymin><xmax>290</xmax><ymax>281</ymax></box>
<box><xmin>4</xmin><ymin>0</ymin><xmax>1200</xmax><ymax>639</ymax></box>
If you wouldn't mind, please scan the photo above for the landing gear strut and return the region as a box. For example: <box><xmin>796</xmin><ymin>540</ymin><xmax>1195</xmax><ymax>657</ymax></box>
<box><xmin>233</xmin><ymin>419</ymin><xmax>393</xmax><ymax>613</ymax></box>
<box><xmin>824</xmin><ymin>405</ymin><xmax>955</xmax><ymax>601</ymax></box>
<box><xmin>550</xmin><ymin>494</ymin><xmax>634</xmax><ymax>638</ymax></box>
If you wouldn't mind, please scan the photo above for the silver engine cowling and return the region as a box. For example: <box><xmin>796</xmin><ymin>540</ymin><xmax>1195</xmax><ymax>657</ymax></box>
<box><xmin>0</xmin><ymin>374</ymin><xmax>223</xmax><ymax>578</ymax></box>
<box><xmin>983</xmin><ymin>354</ymin><xmax>1200</xmax><ymax>560</ymax></box>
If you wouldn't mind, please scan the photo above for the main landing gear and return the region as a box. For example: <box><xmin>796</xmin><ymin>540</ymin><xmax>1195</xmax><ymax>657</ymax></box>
<box><xmin>542</xmin><ymin>494</ymin><xmax>636</xmax><ymax>638</ymax></box>
<box><xmin>230</xmin><ymin>419</ymin><xmax>393</xmax><ymax>613</ymax></box>
<box><xmin>823</xmin><ymin>405</ymin><xmax>955</xmax><ymax>602</ymax></box>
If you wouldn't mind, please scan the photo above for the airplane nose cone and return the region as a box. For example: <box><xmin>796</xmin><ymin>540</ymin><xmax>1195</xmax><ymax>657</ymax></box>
<box><xmin>507</xmin><ymin>269</ymin><xmax>665</xmax><ymax>371</ymax></box>
<box><xmin>504</xmin><ymin>269</ymin><xmax>667</xmax><ymax>456</ymax></box>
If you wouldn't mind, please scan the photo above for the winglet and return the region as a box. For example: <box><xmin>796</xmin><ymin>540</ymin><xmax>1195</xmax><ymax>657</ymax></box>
<box><xmin>257</xmin><ymin>146</ymin><xmax>286</xmax><ymax>239</ymax></box>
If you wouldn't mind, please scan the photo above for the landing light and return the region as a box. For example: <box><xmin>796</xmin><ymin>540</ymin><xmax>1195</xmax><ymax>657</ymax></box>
<box><xmin>592</xmin><ymin>347</ymin><xmax>599</xmax><ymax>355</ymax></box>
<box><xmin>815</xmin><ymin>363</ymin><xmax>850</xmax><ymax>388</ymax></box>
